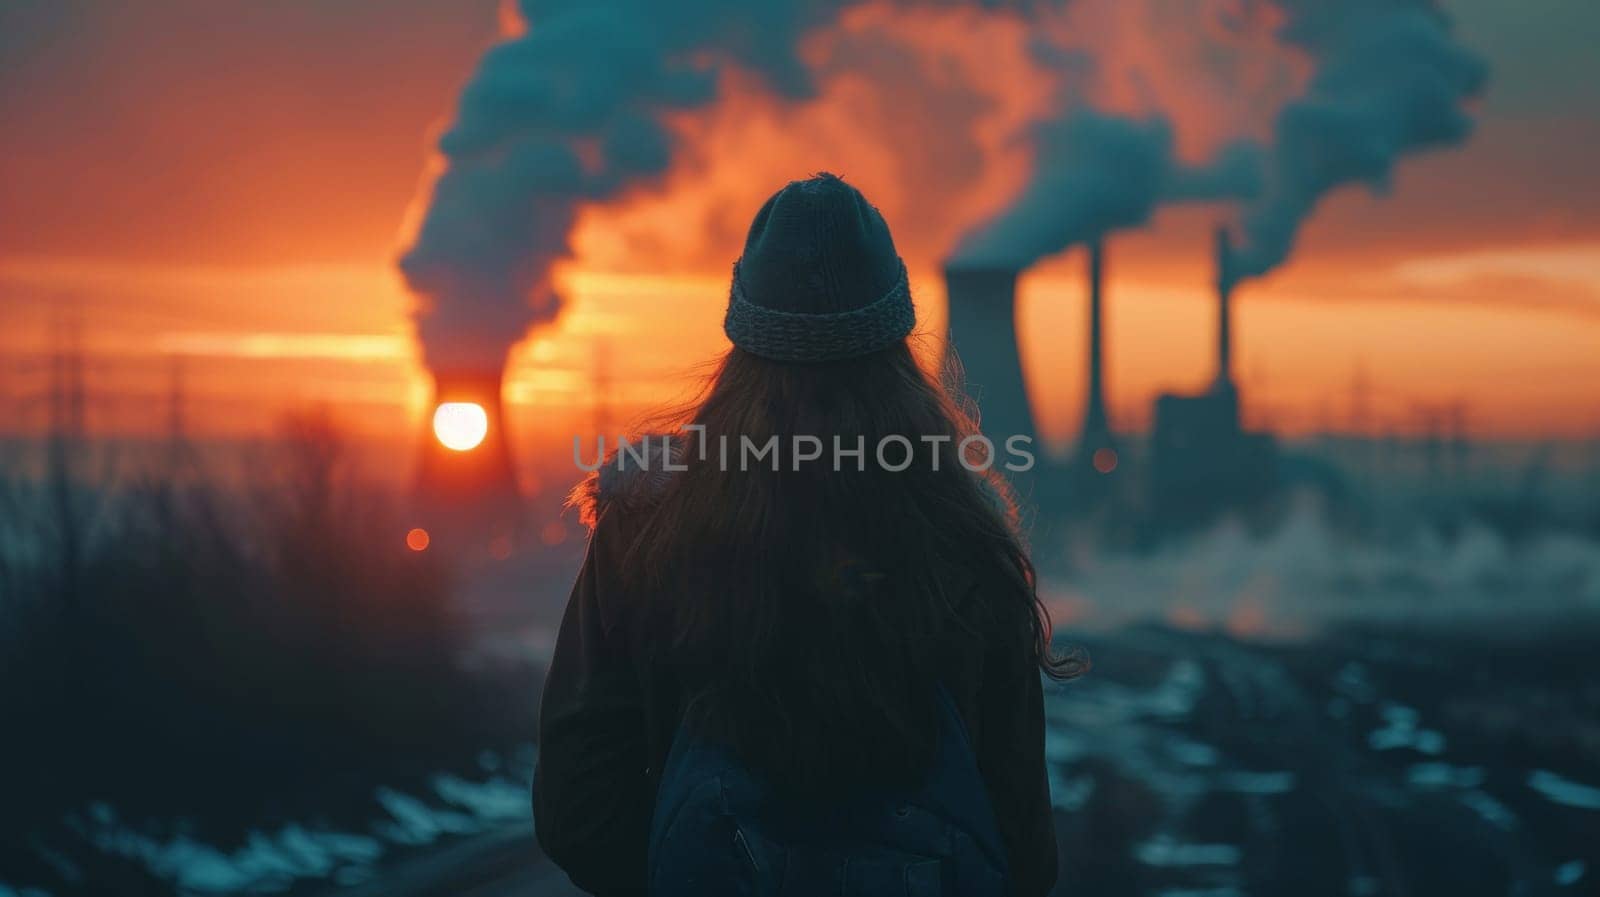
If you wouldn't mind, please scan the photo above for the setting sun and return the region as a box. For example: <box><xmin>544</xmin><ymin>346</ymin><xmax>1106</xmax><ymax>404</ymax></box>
<box><xmin>432</xmin><ymin>402</ymin><xmax>489</xmax><ymax>451</ymax></box>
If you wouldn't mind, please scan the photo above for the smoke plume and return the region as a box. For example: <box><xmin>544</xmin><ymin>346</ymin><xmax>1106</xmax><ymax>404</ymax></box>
<box><xmin>1229</xmin><ymin>0</ymin><xmax>1489</xmax><ymax>283</ymax></box>
<box><xmin>951</xmin><ymin>0</ymin><xmax>1487</xmax><ymax>279</ymax></box>
<box><xmin>399</xmin><ymin>0</ymin><xmax>872</xmax><ymax>372</ymax></box>
<box><xmin>400</xmin><ymin>0</ymin><xmax>1487</xmax><ymax>368</ymax></box>
<box><xmin>949</xmin><ymin>108</ymin><xmax>1263</xmax><ymax>269</ymax></box>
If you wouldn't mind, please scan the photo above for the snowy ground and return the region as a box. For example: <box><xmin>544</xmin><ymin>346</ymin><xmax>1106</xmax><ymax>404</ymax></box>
<box><xmin>0</xmin><ymin>752</ymin><xmax>538</xmax><ymax>897</ymax></box>
<box><xmin>1040</xmin><ymin>622</ymin><xmax>1600</xmax><ymax>895</ymax></box>
<box><xmin>11</xmin><ymin>502</ymin><xmax>1598</xmax><ymax>896</ymax></box>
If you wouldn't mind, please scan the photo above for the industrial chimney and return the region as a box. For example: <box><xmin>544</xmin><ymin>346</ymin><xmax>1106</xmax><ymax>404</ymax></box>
<box><xmin>1145</xmin><ymin>225</ymin><xmax>1277</xmax><ymax>531</ymax></box>
<box><xmin>1080</xmin><ymin>241</ymin><xmax>1114</xmax><ymax>449</ymax></box>
<box><xmin>414</xmin><ymin>368</ymin><xmax>521</xmax><ymax>540</ymax></box>
<box><xmin>1213</xmin><ymin>226</ymin><xmax>1237</xmax><ymax>395</ymax></box>
<box><xmin>942</xmin><ymin>265</ymin><xmax>1035</xmax><ymax>450</ymax></box>
<box><xmin>1070</xmin><ymin>240</ymin><xmax>1120</xmax><ymax>495</ymax></box>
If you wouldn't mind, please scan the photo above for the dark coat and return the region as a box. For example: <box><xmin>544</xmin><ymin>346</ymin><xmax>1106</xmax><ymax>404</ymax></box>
<box><xmin>533</xmin><ymin>458</ymin><xmax>1059</xmax><ymax>896</ymax></box>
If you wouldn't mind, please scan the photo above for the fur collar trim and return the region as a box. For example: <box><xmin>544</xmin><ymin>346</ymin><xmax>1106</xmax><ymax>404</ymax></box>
<box><xmin>568</xmin><ymin>434</ymin><xmax>682</xmax><ymax>527</ymax></box>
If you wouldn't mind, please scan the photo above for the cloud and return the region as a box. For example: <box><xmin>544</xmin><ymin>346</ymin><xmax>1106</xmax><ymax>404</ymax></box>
<box><xmin>1292</xmin><ymin>244</ymin><xmax>1600</xmax><ymax>319</ymax></box>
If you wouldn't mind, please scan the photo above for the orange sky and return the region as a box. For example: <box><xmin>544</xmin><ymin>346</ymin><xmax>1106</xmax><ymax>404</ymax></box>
<box><xmin>1</xmin><ymin>0</ymin><xmax>1597</xmax><ymax>463</ymax></box>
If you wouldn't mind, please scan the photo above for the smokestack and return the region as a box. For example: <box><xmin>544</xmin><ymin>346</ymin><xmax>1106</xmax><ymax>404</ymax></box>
<box><xmin>1068</xmin><ymin>239</ymin><xmax>1119</xmax><ymax>498</ymax></box>
<box><xmin>943</xmin><ymin>265</ymin><xmax>1034</xmax><ymax>448</ymax></box>
<box><xmin>1214</xmin><ymin>226</ymin><xmax>1235</xmax><ymax>393</ymax></box>
<box><xmin>415</xmin><ymin>369</ymin><xmax>519</xmax><ymax>519</ymax></box>
<box><xmin>1082</xmin><ymin>239</ymin><xmax>1110</xmax><ymax>440</ymax></box>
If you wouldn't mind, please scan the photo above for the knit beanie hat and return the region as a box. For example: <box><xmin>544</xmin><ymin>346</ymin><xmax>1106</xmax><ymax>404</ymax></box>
<box><xmin>724</xmin><ymin>173</ymin><xmax>915</xmax><ymax>363</ymax></box>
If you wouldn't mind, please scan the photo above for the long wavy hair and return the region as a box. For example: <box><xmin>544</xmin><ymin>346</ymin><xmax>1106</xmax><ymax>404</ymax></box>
<box><xmin>617</xmin><ymin>339</ymin><xmax>1082</xmax><ymax>795</ymax></box>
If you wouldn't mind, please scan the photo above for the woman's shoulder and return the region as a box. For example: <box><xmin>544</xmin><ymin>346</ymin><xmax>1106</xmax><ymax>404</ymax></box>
<box><xmin>567</xmin><ymin>433</ymin><xmax>685</xmax><ymax>528</ymax></box>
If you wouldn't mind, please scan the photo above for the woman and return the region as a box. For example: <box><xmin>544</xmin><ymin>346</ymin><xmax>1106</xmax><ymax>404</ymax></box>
<box><xmin>534</xmin><ymin>173</ymin><xmax>1081</xmax><ymax>896</ymax></box>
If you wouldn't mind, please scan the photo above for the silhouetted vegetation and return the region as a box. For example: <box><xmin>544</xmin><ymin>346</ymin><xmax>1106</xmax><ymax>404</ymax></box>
<box><xmin>0</xmin><ymin>414</ymin><xmax>538</xmax><ymax>894</ymax></box>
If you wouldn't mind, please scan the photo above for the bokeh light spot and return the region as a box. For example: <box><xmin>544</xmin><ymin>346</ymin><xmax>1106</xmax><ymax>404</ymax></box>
<box><xmin>406</xmin><ymin>527</ymin><xmax>430</xmax><ymax>552</ymax></box>
<box><xmin>433</xmin><ymin>402</ymin><xmax>488</xmax><ymax>451</ymax></box>
<box><xmin>489</xmin><ymin>534</ymin><xmax>514</xmax><ymax>560</ymax></box>
<box><xmin>1092</xmin><ymin>447</ymin><xmax>1119</xmax><ymax>474</ymax></box>
<box><xmin>540</xmin><ymin>520</ymin><xmax>569</xmax><ymax>547</ymax></box>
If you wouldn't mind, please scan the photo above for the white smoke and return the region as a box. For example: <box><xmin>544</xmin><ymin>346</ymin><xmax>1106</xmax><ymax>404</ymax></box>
<box><xmin>1038</xmin><ymin>493</ymin><xmax>1600</xmax><ymax>636</ymax></box>
<box><xmin>1230</xmin><ymin>0</ymin><xmax>1490</xmax><ymax>282</ymax></box>
<box><xmin>949</xmin><ymin>108</ymin><xmax>1263</xmax><ymax>269</ymax></box>
<box><xmin>399</xmin><ymin>0</ymin><xmax>875</xmax><ymax>371</ymax></box>
<box><xmin>953</xmin><ymin>0</ymin><xmax>1488</xmax><ymax>276</ymax></box>
<box><xmin>400</xmin><ymin>0</ymin><xmax>1488</xmax><ymax>368</ymax></box>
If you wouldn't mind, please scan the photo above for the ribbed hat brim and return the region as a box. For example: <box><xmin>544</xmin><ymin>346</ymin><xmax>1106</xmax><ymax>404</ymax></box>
<box><xmin>724</xmin><ymin>260</ymin><xmax>915</xmax><ymax>362</ymax></box>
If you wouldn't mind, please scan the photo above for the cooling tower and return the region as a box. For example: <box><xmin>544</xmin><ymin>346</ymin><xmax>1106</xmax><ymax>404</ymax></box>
<box><xmin>415</xmin><ymin>369</ymin><xmax>520</xmax><ymax>517</ymax></box>
<box><xmin>942</xmin><ymin>265</ymin><xmax>1035</xmax><ymax>448</ymax></box>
